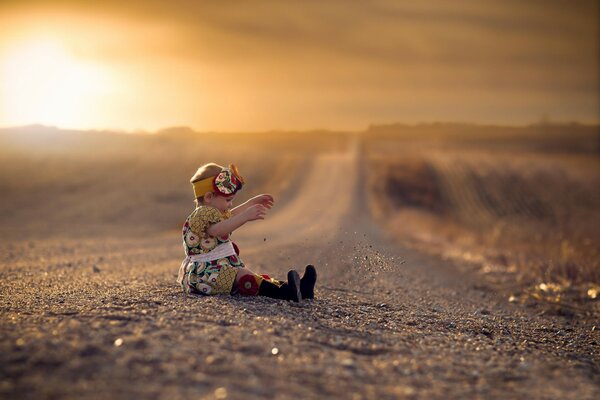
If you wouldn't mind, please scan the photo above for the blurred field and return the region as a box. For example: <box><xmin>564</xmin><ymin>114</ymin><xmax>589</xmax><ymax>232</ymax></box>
<box><xmin>365</xmin><ymin>123</ymin><xmax>600</xmax><ymax>309</ymax></box>
<box><xmin>0</xmin><ymin>125</ymin><xmax>347</xmax><ymax>239</ymax></box>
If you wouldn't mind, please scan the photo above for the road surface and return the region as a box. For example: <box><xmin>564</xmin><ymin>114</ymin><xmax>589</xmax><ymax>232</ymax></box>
<box><xmin>1</xmin><ymin>138</ymin><xmax>598</xmax><ymax>399</ymax></box>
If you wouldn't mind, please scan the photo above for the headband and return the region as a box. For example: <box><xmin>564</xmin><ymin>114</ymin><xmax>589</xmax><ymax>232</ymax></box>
<box><xmin>192</xmin><ymin>164</ymin><xmax>245</xmax><ymax>198</ymax></box>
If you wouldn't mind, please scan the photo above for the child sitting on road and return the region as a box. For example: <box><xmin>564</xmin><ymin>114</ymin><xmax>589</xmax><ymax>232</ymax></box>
<box><xmin>177</xmin><ymin>162</ymin><xmax>317</xmax><ymax>302</ymax></box>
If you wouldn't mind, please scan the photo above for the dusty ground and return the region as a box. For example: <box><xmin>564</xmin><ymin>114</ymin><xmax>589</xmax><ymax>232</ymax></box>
<box><xmin>1</xmin><ymin>128</ymin><xmax>599</xmax><ymax>399</ymax></box>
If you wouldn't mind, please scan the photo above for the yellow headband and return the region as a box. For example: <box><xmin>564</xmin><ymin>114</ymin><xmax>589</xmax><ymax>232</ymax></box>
<box><xmin>192</xmin><ymin>177</ymin><xmax>215</xmax><ymax>198</ymax></box>
<box><xmin>192</xmin><ymin>164</ymin><xmax>245</xmax><ymax>199</ymax></box>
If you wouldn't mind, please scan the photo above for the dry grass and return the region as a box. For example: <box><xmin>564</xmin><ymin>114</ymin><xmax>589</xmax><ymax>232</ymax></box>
<box><xmin>365</xmin><ymin>123</ymin><xmax>600</xmax><ymax>311</ymax></box>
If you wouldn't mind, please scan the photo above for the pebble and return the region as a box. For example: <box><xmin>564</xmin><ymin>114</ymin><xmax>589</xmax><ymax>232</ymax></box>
<box><xmin>341</xmin><ymin>358</ymin><xmax>354</xmax><ymax>367</ymax></box>
<box><xmin>481</xmin><ymin>328</ymin><xmax>493</xmax><ymax>338</ymax></box>
<box><xmin>214</xmin><ymin>387</ymin><xmax>227</xmax><ymax>399</ymax></box>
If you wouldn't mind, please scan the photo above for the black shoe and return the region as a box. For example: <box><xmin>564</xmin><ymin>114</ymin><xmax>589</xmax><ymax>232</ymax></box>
<box><xmin>257</xmin><ymin>271</ymin><xmax>302</xmax><ymax>302</ymax></box>
<box><xmin>300</xmin><ymin>265</ymin><xmax>317</xmax><ymax>299</ymax></box>
<box><xmin>286</xmin><ymin>270</ymin><xmax>302</xmax><ymax>303</ymax></box>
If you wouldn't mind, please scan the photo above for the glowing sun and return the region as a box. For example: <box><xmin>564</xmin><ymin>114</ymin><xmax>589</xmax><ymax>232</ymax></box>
<box><xmin>1</xmin><ymin>38</ymin><xmax>113</xmax><ymax>128</ymax></box>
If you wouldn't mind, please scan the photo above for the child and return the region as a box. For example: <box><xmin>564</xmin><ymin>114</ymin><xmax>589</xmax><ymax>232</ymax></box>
<box><xmin>177</xmin><ymin>162</ymin><xmax>317</xmax><ymax>302</ymax></box>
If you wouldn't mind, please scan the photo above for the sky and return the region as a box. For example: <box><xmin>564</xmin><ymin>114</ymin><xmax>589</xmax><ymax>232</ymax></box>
<box><xmin>0</xmin><ymin>0</ymin><xmax>598</xmax><ymax>132</ymax></box>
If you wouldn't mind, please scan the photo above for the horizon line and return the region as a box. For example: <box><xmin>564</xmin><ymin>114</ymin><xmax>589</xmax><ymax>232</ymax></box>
<box><xmin>1</xmin><ymin>119</ymin><xmax>599</xmax><ymax>135</ymax></box>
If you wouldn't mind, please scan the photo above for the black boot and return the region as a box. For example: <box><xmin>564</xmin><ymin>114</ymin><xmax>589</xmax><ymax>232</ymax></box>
<box><xmin>258</xmin><ymin>270</ymin><xmax>302</xmax><ymax>302</ymax></box>
<box><xmin>300</xmin><ymin>265</ymin><xmax>317</xmax><ymax>299</ymax></box>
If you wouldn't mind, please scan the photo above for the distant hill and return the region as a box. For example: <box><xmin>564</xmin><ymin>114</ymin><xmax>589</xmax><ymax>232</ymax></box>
<box><xmin>364</xmin><ymin>122</ymin><xmax>600</xmax><ymax>153</ymax></box>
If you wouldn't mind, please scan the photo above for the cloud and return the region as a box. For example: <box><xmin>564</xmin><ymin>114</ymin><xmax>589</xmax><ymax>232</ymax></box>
<box><xmin>1</xmin><ymin>0</ymin><xmax>598</xmax><ymax>129</ymax></box>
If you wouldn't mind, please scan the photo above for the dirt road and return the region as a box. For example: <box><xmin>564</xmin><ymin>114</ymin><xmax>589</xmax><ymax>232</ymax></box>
<box><xmin>1</xmin><ymin>138</ymin><xmax>599</xmax><ymax>399</ymax></box>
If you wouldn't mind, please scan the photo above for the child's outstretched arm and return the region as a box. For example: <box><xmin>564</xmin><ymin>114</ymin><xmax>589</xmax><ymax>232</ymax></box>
<box><xmin>232</xmin><ymin>194</ymin><xmax>274</xmax><ymax>216</ymax></box>
<box><xmin>207</xmin><ymin>204</ymin><xmax>267</xmax><ymax>237</ymax></box>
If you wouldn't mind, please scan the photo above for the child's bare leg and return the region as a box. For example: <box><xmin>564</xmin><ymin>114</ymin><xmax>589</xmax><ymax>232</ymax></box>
<box><xmin>233</xmin><ymin>267</ymin><xmax>258</xmax><ymax>286</ymax></box>
<box><xmin>234</xmin><ymin>267</ymin><xmax>301</xmax><ymax>302</ymax></box>
<box><xmin>233</xmin><ymin>267</ymin><xmax>264</xmax><ymax>296</ymax></box>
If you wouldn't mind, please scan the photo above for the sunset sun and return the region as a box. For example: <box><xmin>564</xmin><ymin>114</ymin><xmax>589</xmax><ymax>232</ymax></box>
<box><xmin>1</xmin><ymin>38</ymin><xmax>113</xmax><ymax>128</ymax></box>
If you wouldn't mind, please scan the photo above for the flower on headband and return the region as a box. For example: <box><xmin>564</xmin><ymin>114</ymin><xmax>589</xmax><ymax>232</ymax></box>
<box><xmin>213</xmin><ymin>165</ymin><xmax>244</xmax><ymax>195</ymax></box>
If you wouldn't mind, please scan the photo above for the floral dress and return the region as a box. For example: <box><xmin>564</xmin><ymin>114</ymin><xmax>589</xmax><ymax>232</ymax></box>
<box><xmin>177</xmin><ymin>206</ymin><xmax>244</xmax><ymax>295</ymax></box>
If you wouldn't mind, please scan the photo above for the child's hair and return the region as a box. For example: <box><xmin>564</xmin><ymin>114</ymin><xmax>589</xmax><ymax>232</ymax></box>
<box><xmin>190</xmin><ymin>162</ymin><xmax>224</xmax><ymax>205</ymax></box>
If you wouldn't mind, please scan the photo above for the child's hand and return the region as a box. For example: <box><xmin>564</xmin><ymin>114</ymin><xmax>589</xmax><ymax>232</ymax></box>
<box><xmin>243</xmin><ymin>204</ymin><xmax>268</xmax><ymax>222</ymax></box>
<box><xmin>249</xmin><ymin>194</ymin><xmax>274</xmax><ymax>209</ymax></box>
